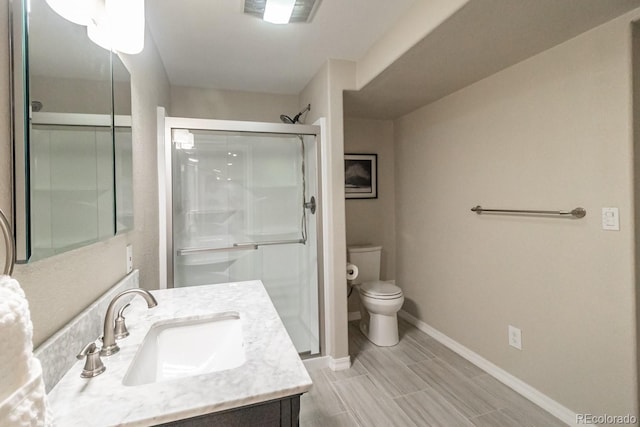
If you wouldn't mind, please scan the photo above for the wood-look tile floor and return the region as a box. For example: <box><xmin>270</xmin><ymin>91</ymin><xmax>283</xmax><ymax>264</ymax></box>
<box><xmin>300</xmin><ymin>319</ymin><xmax>568</xmax><ymax>427</ymax></box>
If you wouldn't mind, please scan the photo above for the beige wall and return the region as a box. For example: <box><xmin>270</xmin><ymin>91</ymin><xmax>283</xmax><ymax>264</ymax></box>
<box><xmin>170</xmin><ymin>86</ymin><xmax>298</xmax><ymax>122</ymax></box>
<box><xmin>300</xmin><ymin>59</ymin><xmax>356</xmax><ymax>361</ymax></box>
<box><xmin>0</xmin><ymin>9</ymin><xmax>171</xmax><ymax>346</ymax></box>
<box><xmin>120</xmin><ymin>32</ymin><xmax>171</xmax><ymax>294</ymax></box>
<box><xmin>394</xmin><ymin>10</ymin><xmax>638</xmax><ymax>416</ymax></box>
<box><xmin>0</xmin><ymin>1</ymin><xmax>11</xmax><ymax>220</ymax></box>
<box><xmin>344</xmin><ymin>118</ymin><xmax>396</xmax><ymax>313</ymax></box>
<box><xmin>634</xmin><ymin>21</ymin><xmax>640</xmax><ymax>419</ymax></box>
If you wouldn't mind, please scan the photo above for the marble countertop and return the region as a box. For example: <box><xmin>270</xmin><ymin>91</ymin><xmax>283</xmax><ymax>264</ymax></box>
<box><xmin>47</xmin><ymin>281</ymin><xmax>312</xmax><ymax>426</ymax></box>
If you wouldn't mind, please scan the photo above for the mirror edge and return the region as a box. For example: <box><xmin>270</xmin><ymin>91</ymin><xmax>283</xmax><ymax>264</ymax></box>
<box><xmin>10</xmin><ymin>0</ymin><xmax>30</xmax><ymax>263</ymax></box>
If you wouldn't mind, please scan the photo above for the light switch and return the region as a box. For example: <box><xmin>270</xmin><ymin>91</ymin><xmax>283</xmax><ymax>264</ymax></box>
<box><xmin>602</xmin><ymin>207</ymin><xmax>619</xmax><ymax>231</ymax></box>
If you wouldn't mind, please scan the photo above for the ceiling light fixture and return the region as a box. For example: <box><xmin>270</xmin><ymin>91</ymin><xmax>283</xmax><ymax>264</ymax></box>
<box><xmin>244</xmin><ymin>0</ymin><xmax>321</xmax><ymax>24</ymax></box>
<box><xmin>263</xmin><ymin>0</ymin><xmax>295</xmax><ymax>24</ymax></box>
<box><xmin>46</xmin><ymin>0</ymin><xmax>144</xmax><ymax>54</ymax></box>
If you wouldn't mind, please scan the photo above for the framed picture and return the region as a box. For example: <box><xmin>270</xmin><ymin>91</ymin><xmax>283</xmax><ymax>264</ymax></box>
<box><xmin>344</xmin><ymin>153</ymin><xmax>377</xmax><ymax>199</ymax></box>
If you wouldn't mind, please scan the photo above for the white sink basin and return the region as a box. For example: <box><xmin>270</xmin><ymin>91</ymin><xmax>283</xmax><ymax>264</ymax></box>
<box><xmin>123</xmin><ymin>312</ymin><xmax>245</xmax><ymax>386</ymax></box>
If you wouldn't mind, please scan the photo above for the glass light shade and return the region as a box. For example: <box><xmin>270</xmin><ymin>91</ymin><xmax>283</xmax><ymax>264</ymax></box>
<box><xmin>108</xmin><ymin>0</ymin><xmax>145</xmax><ymax>54</ymax></box>
<box><xmin>87</xmin><ymin>21</ymin><xmax>111</xmax><ymax>51</ymax></box>
<box><xmin>263</xmin><ymin>0</ymin><xmax>295</xmax><ymax>24</ymax></box>
<box><xmin>87</xmin><ymin>0</ymin><xmax>145</xmax><ymax>54</ymax></box>
<box><xmin>45</xmin><ymin>0</ymin><xmax>101</xmax><ymax>26</ymax></box>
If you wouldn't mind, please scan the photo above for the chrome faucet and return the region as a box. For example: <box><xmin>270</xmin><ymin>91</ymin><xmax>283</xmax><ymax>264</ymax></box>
<box><xmin>101</xmin><ymin>288</ymin><xmax>158</xmax><ymax>356</ymax></box>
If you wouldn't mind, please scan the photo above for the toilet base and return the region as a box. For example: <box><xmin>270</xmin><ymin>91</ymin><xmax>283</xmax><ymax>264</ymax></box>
<box><xmin>362</xmin><ymin>313</ymin><xmax>399</xmax><ymax>347</ymax></box>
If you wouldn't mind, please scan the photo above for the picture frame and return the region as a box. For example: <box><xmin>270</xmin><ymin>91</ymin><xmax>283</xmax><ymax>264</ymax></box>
<box><xmin>344</xmin><ymin>153</ymin><xmax>377</xmax><ymax>199</ymax></box>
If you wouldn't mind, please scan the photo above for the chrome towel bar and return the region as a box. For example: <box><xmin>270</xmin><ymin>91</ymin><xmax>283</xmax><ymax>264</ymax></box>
<box><xmin>471</xmin><ymin>205</ymin><xmax>586</xmax><ymax>218</ymax></box>
<box><xmin>0</xmin><ymin>209</ymin><xmax>15</xmax><ymax>275</ymax></box>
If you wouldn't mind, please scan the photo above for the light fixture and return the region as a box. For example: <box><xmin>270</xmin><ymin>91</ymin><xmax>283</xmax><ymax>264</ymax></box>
<box><xmin>45</xmin><ymin>0</ymin><xmax>101</xmax><ymax>26</ymax></box>
<box><xmin>173</xmin><ymin>130</ymin><xmax>194</xmax><ymax>150</ymax></box>
<box><xmin>263</xmin><ymin>0</ymin><xmax>295</xmax><ymax>24</ymax></box>
<box><xmin>88</xmin><ymin>0</ymin><xmax>145</xmax><ymax>54</ymax></box>
<box><xmin>244</xmin><ymin>0</ymin><xmax>321</xmax><ymax>24</ymax></box>
<box><xmin>46</xmin><ymin>0</ymin><xmax>144</xmax><ymax>54</ymax></box>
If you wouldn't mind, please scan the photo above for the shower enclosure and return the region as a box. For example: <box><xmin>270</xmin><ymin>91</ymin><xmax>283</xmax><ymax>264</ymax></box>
<box><xmin>160</xmin><ymin>114</ymin><xmax>321</xmax><ymax>356</ymax></box>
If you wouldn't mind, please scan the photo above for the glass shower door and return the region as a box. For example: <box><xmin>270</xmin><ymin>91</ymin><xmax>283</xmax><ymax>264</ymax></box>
<box><xmin>171</xmin><ymin>127</ymin><xmax>319</xmax><ymax>355</ymax></box>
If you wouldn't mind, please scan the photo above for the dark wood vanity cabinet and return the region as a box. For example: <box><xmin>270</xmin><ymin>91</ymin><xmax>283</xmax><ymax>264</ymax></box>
<box><xmin>157</xmin><ymin>394</ymin><xmax>301</xmax><ymax>427</ymax></box>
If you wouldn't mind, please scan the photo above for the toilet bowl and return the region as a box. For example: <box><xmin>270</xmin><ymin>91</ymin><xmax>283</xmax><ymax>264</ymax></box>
<box><xmin>358</xmin><ymin>281</ymin><xmax>404</xmax><ymax>346</ymax></box>
<box><xmin>347</xmin><ymin>245</ymin><xmax>404</xmax><ymax>347</ymax></box>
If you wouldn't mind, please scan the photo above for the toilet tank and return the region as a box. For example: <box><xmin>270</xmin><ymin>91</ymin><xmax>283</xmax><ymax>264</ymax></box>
<box><xmin>347</xmin><ymin>245</ymin><xmax>382</xmax><ymax>285</ymax></box>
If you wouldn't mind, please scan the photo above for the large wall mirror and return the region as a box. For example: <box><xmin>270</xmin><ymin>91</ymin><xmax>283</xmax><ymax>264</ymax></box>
<box><xmin>11</xmin><ymin>0</ymin><xmax>133</xmax><ymax>263</ymax></box>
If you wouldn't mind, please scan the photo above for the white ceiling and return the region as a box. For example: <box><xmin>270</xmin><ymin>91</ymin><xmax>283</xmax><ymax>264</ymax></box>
<box><xmin>146</xmin><ymin>0</ymin><xmax>416</xmax><ymax>94</ymax></box>
<box><xmin>345</xmin><ymin>0</ymin><xmax>640</xmax><ymax>119</ymax></box>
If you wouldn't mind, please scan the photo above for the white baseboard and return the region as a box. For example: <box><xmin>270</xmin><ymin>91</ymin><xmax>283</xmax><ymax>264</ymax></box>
<box><xmin>303</xmin><ymin>355</ymin><xmax>352</xmax><ymax>372</ymax></box>
<box><xmin>398</xmin><ymin>310</ymin><xmax>590</xmax><ymax>427</ymax></box>
<box><xmin>348</xmin><ymin>311</ymin><xmax>361</xmax><ymax>321</ymax></box>
<box><xmin>329</xmin><ymin>355</ymin><xmax>351</xmax><ymax>371</ymax></box>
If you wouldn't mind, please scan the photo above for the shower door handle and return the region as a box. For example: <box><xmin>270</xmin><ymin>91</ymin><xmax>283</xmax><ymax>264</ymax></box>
<box><xmin>177</xmin><ymin>239</ymin><xmax>305</xmax><ymax>256</ymax></box>
<box><xmin>177</xmin><ymin>244</ymin><xmax>258</xmax><ymax>256</ymax></box>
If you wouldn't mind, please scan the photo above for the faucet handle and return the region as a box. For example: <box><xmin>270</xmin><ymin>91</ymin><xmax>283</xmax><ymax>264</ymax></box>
<box><xmin>114</xmin><ymin>303</ymin><xmax>131</xmax><ymax>340</ymax></box>
<box><xmin>76</xmin><ymin>342</ymin><xmax>106</xmax><ymax>378</ymax></box>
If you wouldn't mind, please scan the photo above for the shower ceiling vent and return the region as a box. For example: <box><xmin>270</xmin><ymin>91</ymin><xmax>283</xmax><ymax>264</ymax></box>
<box><xmin>244</xmin><ymin>0</ymin><xmax>321</xmax><ymax>23</ymax></box>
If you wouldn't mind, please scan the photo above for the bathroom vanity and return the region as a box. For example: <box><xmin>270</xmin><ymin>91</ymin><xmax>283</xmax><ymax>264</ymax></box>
<box><xmin>47</xmin><ymin>281</ymin><xmax>312</xmax><ymax>426</ymax></box>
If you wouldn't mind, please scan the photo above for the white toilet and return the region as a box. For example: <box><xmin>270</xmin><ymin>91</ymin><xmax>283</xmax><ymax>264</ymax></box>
<box><xmin>347</xmin><ymin>245</ymin><xmax>404</xmax><ymax>347</ymax></box>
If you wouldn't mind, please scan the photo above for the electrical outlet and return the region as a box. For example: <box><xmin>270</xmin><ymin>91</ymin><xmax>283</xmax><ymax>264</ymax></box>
<box><xmin>602</xmin><ymin>207</ymin><xmax>620</xmax><ymax>231</ymax></box>
<box><xmin>508</xmin><ymin>325</ymin><xmax>522</xmax><ymax>350</ymax></box>
<box><xmin>126</xmin><ymin>244</ymin><xmax>133</xmax><ymax>273</ymax></box>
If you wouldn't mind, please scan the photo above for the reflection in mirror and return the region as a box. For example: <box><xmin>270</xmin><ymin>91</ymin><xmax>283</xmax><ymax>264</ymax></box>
<box><xmin>28</xmin><ymin>0</ymin><xmax>112</xmax><ymax>115</ymax></box>
<box><xmin>12</xmin><ymin>0</ymin><xmax>134</xmax><ymax>262</ymax></box>
<box><xmin>28</xmin><ymin>0</ymin><xmax>113</xmax><ymax>261</ymax></box>
<box><xmin>113</xmin><ymin>55</ymin><xmax>133</xmax><ymax>233</ymax></box>
<box><xmin>29</xmin><ymin>122</ymin><xmax>114</xmax><ymax>261</ymax></box>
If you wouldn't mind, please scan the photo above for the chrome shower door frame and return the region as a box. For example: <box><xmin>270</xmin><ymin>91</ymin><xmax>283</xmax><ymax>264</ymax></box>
<box><xmin>158</xmin><ymin>110</ymin><xmax>324</xmax><ymax>355</ymax></box>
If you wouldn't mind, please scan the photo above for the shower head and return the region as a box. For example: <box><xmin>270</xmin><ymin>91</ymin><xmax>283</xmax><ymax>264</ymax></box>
<box><xmin>31</xmin><ymin>100</ymin><xmax>43</xmax><ymax>112</ymax></box>
<box><xmin>280</xmin><ymin>114</ymin><xmax>295</xmax><ymax>124</ymax></box>
<box><xmin>280</xmin><ymin>104</ymin><xmax>311</xmax><ymax>124</ymax></box>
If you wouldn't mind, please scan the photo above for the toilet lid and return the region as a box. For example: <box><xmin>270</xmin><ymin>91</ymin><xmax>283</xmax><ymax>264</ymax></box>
<box><xmin>360</xmin><ymin>281</ymin><xmax>403</xmax><ymax>299</ymax></box>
